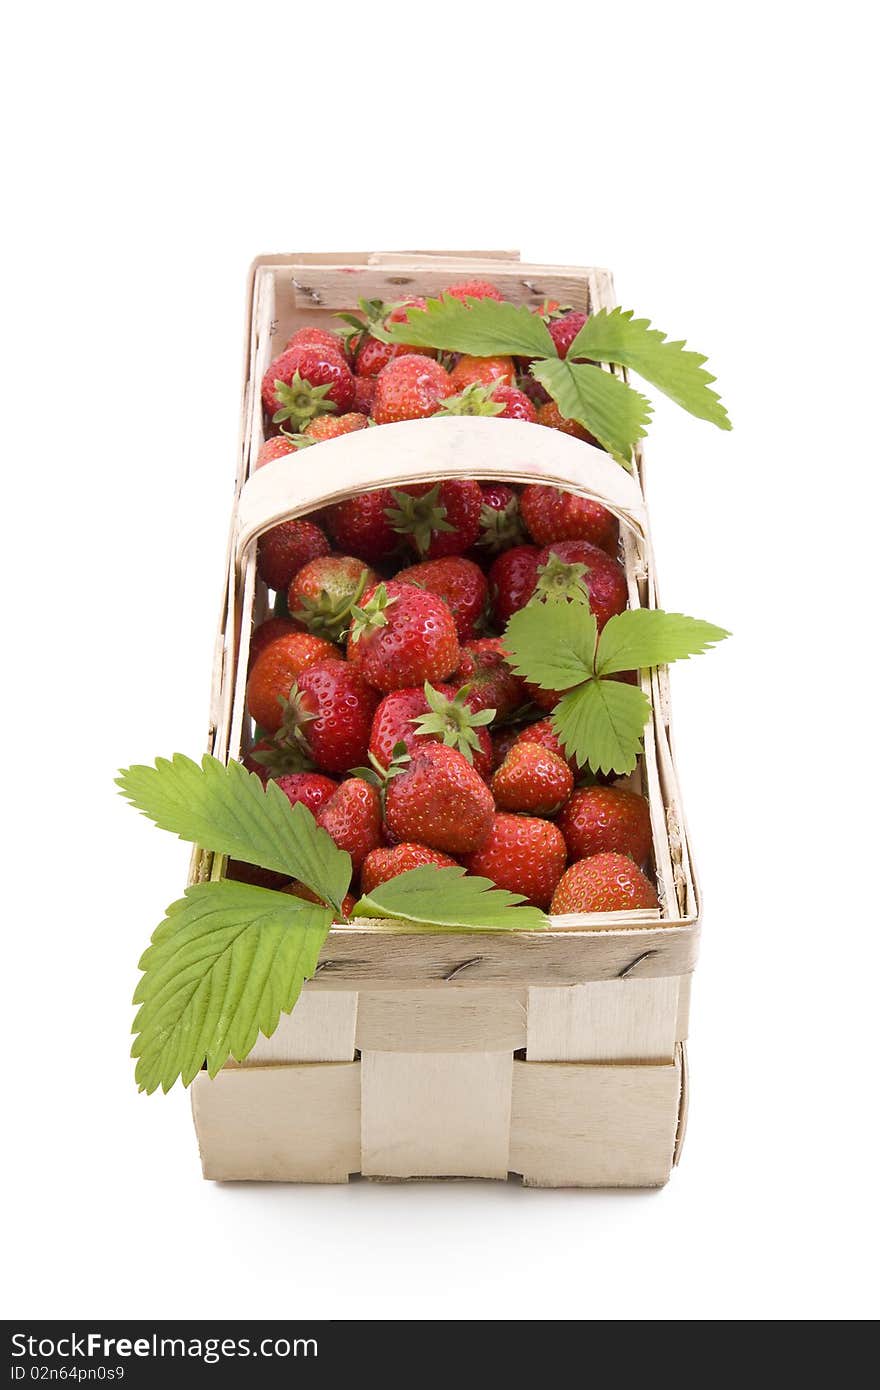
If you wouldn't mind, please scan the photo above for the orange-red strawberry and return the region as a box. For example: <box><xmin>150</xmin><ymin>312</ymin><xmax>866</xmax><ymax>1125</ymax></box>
<box><xmin>347</xmin><ymin>581</ymin><xmax>460</xmax><ymax>692</ymax></box>
<box><xmin>556</xmin><ymin>786</ymin><xmax>652</xmax><ymax>865</ymax></box>
<box><xmin>491</xmin><ymin>743</ymin><xmax>573</xmax><ymax>816</ymax></box>
<box><xmin>248</xmin><ymin>615</ymin><xmax>305</xmax><ymax>671</ymax></box>
<box><xmin>461</xmin><ymin>814</ymin><xmax>567</xmax><ymax>910</ymax></box>
<box><xmin>536</xmin><ymin>399</ymin><xmax>597</xmax><ymax>443</ymax></box>
<box><xmin>255</xmin><ymin>435</ymin><xmax>298</xmax><ymax>470</ymax></box>
<box><xmin>352</xmin><ymin>374</ymin><xmax>377</xmax><ymax>415</ymax></box>
<box><xmin>550</xmin><ymin>853</ymin><xmax>658</xmax><ymax>914</ymax></box>
<box><xmin>256</xmin><ymin>517</ymin><xmax>330</xmax><ymax>592</ymax></box>
<box><xmin>520</xmin><ymin>484</ymin><xmax>619</xmax><ymax>555</ymax></box>
<box><xmin>476</xmin><ymin>483</ymin><xmax>526</xmax><ymax>552</ymax></box>
<box><xmin>246</xmin><ymin>634</ymin><xmax>340</xmax><ymax>733</ymax></box>
<box><xmin>384</xmin><ymin>744</ymin><xmax>494</xmax><ymax>854</ymax></box>
<box><xmin>533</xmin><ymin>542</ymin><xmax>628</xmax><ymax>630</ymax></box>
<box><xmin>395</xmin><ymin>556</ymin><xmax>488</xmax><ymax>640</ymax></box>
<box><xmin>443</xmin><ymin>279</ymin><xmax>504</xmax><ymax>302</ymax></box>
<box><xmin>452</xmin><ymin>637</ymin><xmax>526</xmax><ymax>720</ymax></box>
<box><xmin>275</xmin><ymin>659</ymin><xmax>378</xmax><ymax>774</ymax></box>
<box><xmin>548</xmin><ymin>310</ymin><xmax>588</xmax><ymax>357</ymax></box>
<box><xmin>288</xmin><ymin>555</ymin><xmax>377</xmax><ymax>640</ymax></box>
<box><xmin>448</xmin><ymin>355</ymin><xmax>516</xmax><ymax>391</ymax></box>
<box><xmin>261</xmin><ymin>344</ymin><xmax>355</xmax><ymax>425</ymax></box>
<box><xmin>273</xmin><ymin>771</ymin><xmax>338</xmax><ymax>815</ymax></box>
<box><xmin>325</xmin><ymin>490</ymin><xmax>399</xmax><ymax>564</ymax></box>
<box><xmin>316</xmin><ymin>777</ymin><xmax>382</xmax><ymax>871</ymax></box>
<box><xmin>513</xmin><ymin>717</ymin><xmax>577</xmax><ymax>771</ymax></box>
<box><xmin>372</xmin><ymin>355</ymin><xmax>454</xmax><ymax>424</ymax></box>
<box><xmin>361</xmin><ymin>842</ymin><xmax>458</xmax><ymax>894</ymax></box>
<box><xmin>284</xmin><ymin>326</ymin><xmax>348</xmax><ymax>358</ymax></box>
<box><xmin>304</xmin><ymin>412</ymin><xmax>369</xmax><ymax>442</ymax></box>
<box><xmin>488</xmin><ymin>544</ymin><xmax>541</xmax><ymax>625</ymax></box>
<box><xmin>387</xmin><ymin>480</ymin><xmax>482</xmax><ymax>559</ymax></box>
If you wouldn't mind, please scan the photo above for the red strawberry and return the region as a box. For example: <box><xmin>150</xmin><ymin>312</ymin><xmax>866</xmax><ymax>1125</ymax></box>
<box><xmin>444</xmin><ymin>280</ymin><xmax>504</xmax><ymax>302</ymax></box>
<box><xmin>225</xmin><ymin>860</ymin><xmax>291</xmax><ymax>892</ymax></box>
<box><xmin>387</xmin><ymin>480</ymin><xmax>482</xmax><ymax>558</ymax></box>
<box><xmin>384</xmin><ymin>744</ymin><xmax>494</xmax><ymax>854</ymax></box>
<box><xmin>352</xmin><ymin>375</ymin><xmax>377</xmax><ymax>415</ymax></box>
<box><xmin>448</xmin><ymin>355</ymin><xmax>516</xmax><ymax>391</ymax></box>
<box><xmin>536</xmin><ymin>399</ymin><xmax>597</xmax><ymax>443</ymax></box>
<box><xmin>285</xmin><ymin>326</ymin><xmax>348</xmax><ymax>358</ymax></box>
<box><xmin>452</xmin><ymin>638</ymin><xmax>526</xmax><ymax>721</ymax></box>
<box><xmin>246</xmin><ymin>634</ymin><xmax>341</xmax><ymax>733</ymax></box>
<box><xmin>248</xmin><ymin>615</ymin><xmax>305</xmax><ymax>671</ymax></box>
<box><xmin>261</xmin><ymin>345</ymin><xmax>356</xmax><ymax>427</ymax></box>
<box><xmin>361</xmin><ymin>842</ymin><xmax>458</xmax><ymax>894</ymax></box>
<box><xmin>533</xmin><ymin>542</ymin><xmax>628</xmax><ymax>630</ymax></box>
<box><xmin>256</xmin><ymin>517</ymin><xmax>331</xmax><ymax>592</ymax></box>
<box><xmin>491</xmin><ymin>728</ymin><xmax>518</xmax><ymax>771</ymax></box>
<box><xmin>356</xmin><ymin>334</ymin><xmax>434</xmax><ymax>378</ymax></box>
<box><xmin>372</xmin><ymin>355</ymin><xmax>454</xmax><ymax>424</ymax></box>
<box><xmin>273</xmin><ymin>771</ymin><xmax>338</xmax><ymax>815</ymax></box>
<box><xmin>556</xmin><ymin>786</ymin><xmax>652</xmax><ymax>865</ymax></box>
<box><xmin>548</xmin><ymin>310</ymin><xmax>588</xmax><ymax>357</ymax></box>
<box><xmin>368</xmin><ymin>683</ymin><xmax>493</xmax><ymax>779</ymax></box>
<box><xmin>520</xmin><ymin>484</ymin><xmax>619</xmax><ymax>555</ymax></box>
<box><xmin>347</xmin><ymin>581</ymin><xmax>460</xmax><ymax>692</ymax></box>
<box><xmin>255</xmin><ymin>435</ymin><xmax>298</xmax><ymax>470</ymax></box>
<box><xmin>325</xmin><ymin>490</ymin><xmax>399</xmax><ymax>564</ymax></box>
<box><xmin>288</xmin><ymin>555</ymin><xmax>377</xmax><ymax>640</ymax></box>
<box><xmin>395</xmin><ymin>556</ymin><xmax>488</xmax><ymax>640</ymax></box>
<box><xmin>316</xmin><ymin>777</ymin><xmax>382</xmax><ymax>871</ymax></box>
<box><xmin>304</xmin><ymin>411</ymin><xmax>369</xmax><ymax>442</ymax></box>
<box><xmin>550</xmin><ymin>853</ymin><xmax>658</xmax><ymax>914</ymax></box>
<box><xmin>513</xmin><ymin>717</ymin><xmax>577</xmax><ymax>772</ymax></box>
<box><xmin>491</xmin><ymin>743</ymin><xmax>573</xmax><ymax>816</ymax></box>
<box><xmin>489</xmin><ymin>384</ymin><xmax>538</xmax><ymax>422</ymax></box>
<box><xmin>488</xmin><ymin>544</ymin><xmax>541</xmax><ymax>625</ymax></box>
<box><xmin>242</xmin><ymin>739</ymin><xmax>277</xmax><ymax>781</ymax></box>
<box><xmin>461</xmin><ymin>814</ymin><xmax>567</xmax><ymax>910</ymax></box>
<box><xmin>437</xmin><ymin>380</ymin><xmax>537</xmax><ymax>424</ymax></box>
<box><xmin>275</xmin><ymin>659</ymin><xmax>378</xmax><ymax>774</ymax></box>
<box><xmin>283</xmin><ymin>881</ymin><xmax>357</xmax><ymax>921</ymax></box>
<box><xmin>477</xmin><ymin>483</ymin><xmax>526</xmax><ymax>553</ymax></box>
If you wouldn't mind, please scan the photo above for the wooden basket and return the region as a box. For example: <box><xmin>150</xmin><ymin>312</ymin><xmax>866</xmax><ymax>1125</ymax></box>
<box><xmin>190</xmin><ymin>251</ymin><xmax>699</xmax><ymax>1187</ymax></box>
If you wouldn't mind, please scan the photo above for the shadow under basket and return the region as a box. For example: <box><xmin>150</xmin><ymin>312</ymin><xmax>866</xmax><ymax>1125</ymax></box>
<box><xmin>190</xmin><ymin>249</ymin><xmax>700</xmax><ymax>1187</ymax></box>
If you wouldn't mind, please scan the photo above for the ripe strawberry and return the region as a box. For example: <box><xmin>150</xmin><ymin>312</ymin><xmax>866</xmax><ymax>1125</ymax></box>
<box><xmin>476</xmin><ymin>483</ymin><xmax>526</xmax><ymax>552</ymax></box>
<box><xmin>491</xmin><ymin>728</ymin><xmax>518</xmax><ymax>771</ymax></box>
<box><xmin>550</xmin><ymin>852</ymin><xmax>658</xmax><ymax>914</ymax></box>
<box><xmin>356</xmin><ymin>334</ymin><xmax>434</xmax><ymax>378</ymax></box>
<box><xmin>273</xmin><ymin>771</ymin><xmax>338</xmax><ymax>815</ymax></box>
<box><xmin>275</xmin><ymin>659</ymin><xmax>378</xmax><ymax>774</ymax></box>
<box><xmin>285</xmin><ymin>326</ymin><xmax>348</xmax><ymax>358</ymax></box>
<box><xmin>255</xmin><ymin>435</ymin><xmax>298</xmax><ymax>470</ymax></box>
<box><xmin>246</xmin><ymin>634</ymin><xmax>340</xmax><ymax>733</ymax></box>
<box><xmin>384</xmin><ymin>744</ymin><xmax>494</xmax><ymax>854</ymax></box>
<box><xmin>288</xmin><ymin>555</ymin><xmax>377</xmax><ymax>640</ymax></box>
<box><xmin>533</xmin><ymin>542</ymin><xmax>628</xmax><ymax>630</ymax></box>
<box><xmin>248</xmin><ymin>615</ymin><xmax>305</xmax><ymax>671</ymax></box>
<box><xmin>325</xmin><ymin>491</ymin><xmax>399</xmax><ymax>564</ymax></box>
<box><xmin>261</xmin><ymin>345</ymin><xmax>356</xmax><ymax>427</ymax></box>
<box><xmin>536</xmin><ymin>399</ymin><xmax>597</xmax><ymax>443</ymax></box>
<box><xmin>347</xmin><ymin>581</ymin><xmax>460</xmax><ymax>692</ymax></box>
<box><xmin>387</xmin><ymin>480</ymin><xmax>482</xmax><ymax>558</ymax></box>
<box><xmin>488</xmin><ymin>544</ymin><xmax>541</xmax><ymax>625</ymax></box>
<box><xmin>316</xmin><ymin>777</ymin><xmax>382</xmax><ymax>871</ymax></box>
<box><xmin>520</xmin><ymin>484</ymin><xmax>619</xmax><ymax>555</ymax></box>
<box><xmin>548</xmin><ymin>310</ymin><xmax>588</xmax><ymax>357</ymax></box>
<box><xmin>489</xmin><ymin>384</ymin><xmax>538</xmax><ymax>422</ymax></box>
<box><xmin>361</xmin><ymin>842</ymin><xmax>458</xmax><ymax>894</ymax></box>
<box><xmin>513</xmin><ymin>717</ymin><xmax>577</xmax><ymax>771</ymax></box>
<box><xmin>304</xmin><ymin>412</ymin><xmax>369</xmax><ymax>442</ymax></box>
<box><xmin>368</xmin><ymin>684</ymin><xmax>491</xmax><ymax>778</ymax></box>
<box><xmin>452</xmin><ymin>638</ymin><xmax>526</xmax><ymax>721</ymax></box>
<box><xmin>225</xmin><ymin>860</ymin><xmax>291</xmax><ymax>892</ymax></box>
<box><xmin>395</xmin><ymin>556</ymin><xmax>488</xmax><ymax>640</ymax></box>
<box><xmin>461</xmin><ymin>814</ymin><xmax>567</xmax><ymax>910</ymax></box>
<box><xmin>448</xmin><ymin>355</ymin><xmax>516</xmax><ymax>391</ymax></box>
<box><xmin>242</xmin><ymin>739</ymin><xmax>277</xmax><ymax>781</ymax></box>
<box><xmin>556</xmin><ymin>786</ymin><xmax>652</xmax><ymax>865</ymax></box>
<box><xmin>283</xmin><ymin>881</ymin><xmax>357</xmax><ymax>920</ymax></box>
<box><xmin>491</xmin><ymin>743</ymin><xmax>573</xmax><ymax>816</ymax></box>
<box><xmin>352</xmin><ymin>375</ymin><xmax>377</xmax><ymax>415</ymax></box>
<box><xmin>256</xmin><ymin>517</ymin><xmax>331</xmax><ymax>592</ymax></box>
<box><xmin>372</xmin><ymin>355</ymin><xmax>454</xmax><ymax>424</ymax></box>
<box><xmin>443</xmin><ymin>280</ymin><xmax>504</xmax><ymax>302</ymax></box>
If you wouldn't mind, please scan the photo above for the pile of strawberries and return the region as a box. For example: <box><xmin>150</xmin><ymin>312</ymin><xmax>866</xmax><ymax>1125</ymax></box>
<box><xmin>238</xmin><ymin>278</ymin><xmax>659</xmax><ymax>918</ymax></box>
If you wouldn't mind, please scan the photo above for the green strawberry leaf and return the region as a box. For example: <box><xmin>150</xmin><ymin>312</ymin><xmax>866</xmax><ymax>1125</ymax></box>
<box><xmin>352</xmin><ymin>865</ymin><xmax>548</xmax><ymax>931</ymax></box>
<box><xmin>132</xmin><ymin>881</ymin><xmax>333</xmax><ymax>1093</ymax></box>
<box><xmin>376</xmin><ymin>295</ymin><xmax>556</xmax><ymax>359</ymax></box>
<box><xmin>596</xmin><ymin>609</ymin><xmax>731</xmax><ymax>676</ymax></box>
<box><xmin>116</xmin><ymin>754</ymin><xmax>352</xmax><ymax>914</ymax></box>
<box><xmin>551</xmin><ymin>679</ymin><xmax>652</xmax><ymax>776</ymax></box>
<box><xmin>502</xmin><ymin>601</ymin><xmax>597</xmax><ymax>691</ymax></box>
<box><xmin>530</xmin><ymin>357</ymin><xmax>651</xmax><ymax>465</ymax></box>
<box><xmin>566</xmin><ymin>308</ymin><xmax>732</xmax><ymax>430</ymax></box>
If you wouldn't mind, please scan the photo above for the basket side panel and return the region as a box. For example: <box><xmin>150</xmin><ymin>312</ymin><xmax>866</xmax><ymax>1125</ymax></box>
<box><xmin>234</xmin><ymin>991</ymin><xmax>359</xmax><ymax>1065</ymax></box>
<box><xmin>355</xmin><ymin>989</ymin><xmax>526</xmax><ymax>1053</ymax></box>
<box><xmin>525</xmin><ymin>978</ymin><xmax>682</xmax><ymax>1063</ymax></box>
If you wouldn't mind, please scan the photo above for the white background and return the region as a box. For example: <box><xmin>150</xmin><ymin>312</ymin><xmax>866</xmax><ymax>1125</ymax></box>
<box><xmin>2</xmin><ymin>0</ymin><xmax>878</xmax><ymax>1323</ymax></box>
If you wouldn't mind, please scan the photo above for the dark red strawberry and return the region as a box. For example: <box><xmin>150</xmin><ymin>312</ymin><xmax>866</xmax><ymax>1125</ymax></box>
<box><xmin>536</xmin><ymin>399</ymin><xmax>597</xmax><ymax>443</ymax></box>
<box><xmin>225</xmin><ymin>860</ymin><xmax>291</xmax><ymax>892</ymax></box>
<box><xmin>372</xmin><ymin>355</ymin><xmax>454</xmax><ymax>424</ymax></box>
<box><xmin>461</xmin><ymin>814</ymin><xmax>567</xmax><ymax>910</ymax></box>
<box><xmin>256</xmin><ymin>517</ymin><xmax>331</xmax><ymax>592</ymax></box>
<box><xmin>384</xmin><ymin>744</ymin><xmax>494</xmax><ymax>854</ymax></box>
<box><xmin>548</xmin><ymin>310</ymin><xmax>588</xmax><ymax>357</ymax></box>
<box><xmin>520</xmin><ymin>484</ymin><xmax>619</xmax><ymax>555</ymax></box>
<box><xmin>395</xmin><ymin>556</ymin><xmax>488</xmax><ymax>640</ymax></box>
<box><xmin>369</xmin><ymin>684</ymin><xmax>494</xmax><ymax>778</ymax></box>
<box><xmin>352</xmin><ymin>375</ymin><xmax>377</xmax><ymax>416</ymax></box>
<box><xmin>245</xmin><ymin>634</ymin><xmax>341</xmax><ymax>734</ymax></box>
<box><xmin>325</xmin><ymin>490</ymin><xmax>399</xmax><ymax>564</ymax></box>
<box><xmin>273</xmin><ymin>771</ymin><xmax>338</xmax><ymax>815</ymax></box>
<box><xmin>248</xmin><ymin>615</ymin><xmax>305</xmax><ymax>671</ymax></box>
<box><xmin>488</xmin><ymin>545</ymin><xmax>541</xmax><ymax>625</ymax></box>
<box><xmin>283</xmin><ymin>881</ymin><xmax>357</xmax><ymax>921</ymax></box>
<box><xmin>255</xmin><ymin>435</ymin><xmax>298</xmax><ymax>470</ymax></box>
<box><xmin>346</xmin><ymin>581</ymin><xmax>460</xmax><ymax>692</ymax></box>
<box><xmin>242</xmin><ymin>739</ymin><xmax>277</xmax><ymax>781</ymax></box>
<box><xmin>533</xmin><ymin>542</ymin><xmax>628</xmax><ymax>630</ymax></box>
<box><xmin>304</xmin><ymin>412</ymin><xmax>369</xmax><ymax>442</ymax></box>
<box><xmin>261</xmin><ymin>345</ymin><xmax>356</xmax><ymax>427</ymax></box>
<box><xmin>387</xmin><ymin>480</ymin><xmax>482</xmax><ymax>559</ymax></box>
<box><xmin>443</xmin><ymin>280</ymin><xmax>504</xmax><ymax>302</ymax></box>
<box><xmin>452</xmin><ymin>638</ymin><xmax>526</xmax><ymax>721</ymax></box>
<box><xmin>476</xmin><ymin>483</ymin><xmax>526</xmax><ymax>553</ymax></box>
<box><xmin>550</xmin><ymin>853</ymin><xmax>658</xmax><ymax>914</ymax></box>
<box><xmin>288</xmin><ymin>555</ymin><xmax>378</xmax><ymax>640</ymax></box>
<box><xmin>448</xmin><ymin>355</ymin><xmax>516</xmax><ymax>391</ymax></box>
<box><xmin>556</xmin><ymin>786</ymin><xmax>652</xmax><ymax>865</ymax></box>
<box><xmin>274</xmin><ymin>659</ymin><xmax>378</xmax><ymax>775</ymax></box>
<box><xmin>491</xmin><ymin>743</ymin><xmax>573</xmax><ymax>816</ymax></box>
<box><xmin>316</xmin><ymin>777</ymin><xmax>382</xmax><ymax>871</ymax></box>
<box><xmin>491</xmin><ymin>728</ymin><xmax>518</xmax><ymax>771</ymax></box>
<box><xmin>361</xmin><ymin>842</ymin><xmax>458</xmax><ymax>894</ymax></box>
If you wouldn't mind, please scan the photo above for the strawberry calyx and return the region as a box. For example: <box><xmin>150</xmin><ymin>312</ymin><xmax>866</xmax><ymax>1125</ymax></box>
<box><xmin>349</xmin><ymin>742</ymin><xmax>411</xmax><ymax>811</ymax></box>
<box><xmin>292</xmin><ymin>568</ymin><xmax>370</xmax><ymax>641</ymax></box>
<box><xmin>271</xmin><ymin>371</ymin><xmax>337</xmax><ymax>429</ymax></box>
<box><xmin>256</xmin><ymin>683</ymin><xmax>320</xmax><ymax>772</ymax></box>
<box><xmin>386</xmin><ymin>485</ymin><xmax>456</xmax><ymax>556</ymax></box>
<box><xmin>277</xmin><ymin>427</ymin><xmax>316</xmax><ymax>448</ymax></box>
<box><xmin>532</xmin><ymin>551</ymin><xmax>593</xmax><ymax>605</ymax></box>
<box><xmin>436</xmin><ymin>382</ymin><xmax>506</xmax><ymax>418</ymax></box>
<box><xmin>477</xmin><ymin>497</ymin><xmax>526</xmax><ymax>553</ymax></box>
<box><xmin>410</xmin><ymin>682</ymin><xmax>495</xmax><ymax>765</ymax></box>
<box><xmin>348</xmin><ymin>582</ymin><xmax>398</xmax><ymax>642</ymax></box>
